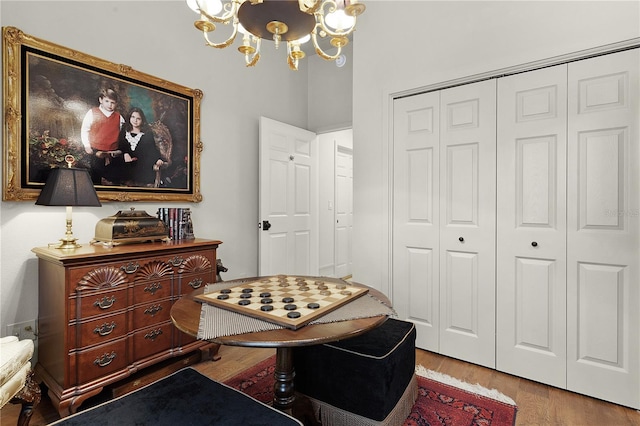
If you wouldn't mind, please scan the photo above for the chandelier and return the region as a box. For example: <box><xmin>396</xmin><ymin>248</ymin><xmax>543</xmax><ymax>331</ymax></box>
<box><xmin>186</xmin><ymin>0</ymin><xmax>365</xmax><ymax>70</ymax></box>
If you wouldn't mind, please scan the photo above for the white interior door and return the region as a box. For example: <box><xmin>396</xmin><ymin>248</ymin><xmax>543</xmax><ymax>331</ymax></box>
<box><xmin>335</xmin><ymin>147</ymin><xmax>353</xmax><ymax>278</ymax></box>
<box><xmin>393</xmin><ymin>91</ymin><xmax>441</xmax><ymax>351</ymax></box>
<box><xmin>566</xmin><ymin>48</ymin><xmax>639</xmax><ymax>408</ymax></box>
<box><xmin>438</xmin><ymin>80</ymin><xmax>497</xmax><ymax>368</ymax></box>
<box><xmin>496</xmin><ymin>64</ymin><xmax>568</xmax><ymax>387</ymax></box>
<box><xmin>259</xmin><ymin>117</ymin><xmax>318</xmax><ymax>276</ymax></box>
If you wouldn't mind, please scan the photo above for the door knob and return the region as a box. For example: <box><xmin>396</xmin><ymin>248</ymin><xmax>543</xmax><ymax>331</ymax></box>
<box><xmin>531</xmin><ymin>241</ymin><xmax>538</xmax><ymax>247</ymax></box>
<box><xmin>458</xmin><ymin>237</ymin><xmax>464</xmax><ymax>242</ymax></box>
<box><xmin>262</xmin><ymin>220</ymin><xmax>272</xmax><ymax>231</ymax></box>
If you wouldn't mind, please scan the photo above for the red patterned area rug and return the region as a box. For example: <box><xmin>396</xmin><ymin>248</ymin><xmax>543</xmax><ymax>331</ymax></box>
<box><xmin>407</xmin><ymin>366</ymin><xmax>517</xmax><ymax>426</ymax></box>
<box><xmin>223</xmin><ymin>356</ymin><xmax>277</xmax><ymax>404</ymax></box>
<box><xmin>224</xmin><ymin>356</ymin><xmax>518</xmax><ymax>426</ymax></box>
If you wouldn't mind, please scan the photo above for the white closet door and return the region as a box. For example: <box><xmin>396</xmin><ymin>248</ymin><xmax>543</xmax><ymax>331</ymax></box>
<box><xmin>439</xmin><ymin>80</ymin><xmax>497</xmax><ymax>368</ymax></box>
<box><xmin>496</xmin><ymin>64</ymin><xmax>568</xmax><ymax>386</ymax></box>
<box><xmin>567</xmin><ymin>48</ymin><xmax>640</xmax><ymax>409</ymax></box>
<box><xmin>393</xmin><ymin>92</ymin><xmax>441</xmax><ymax>351</ymax></box>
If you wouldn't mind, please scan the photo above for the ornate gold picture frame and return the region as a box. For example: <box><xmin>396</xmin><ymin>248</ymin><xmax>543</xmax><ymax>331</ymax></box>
<box><xmin>2</xmin><ymin>26</ymin><xmax>202</xmax><ymax>202</ymax></box>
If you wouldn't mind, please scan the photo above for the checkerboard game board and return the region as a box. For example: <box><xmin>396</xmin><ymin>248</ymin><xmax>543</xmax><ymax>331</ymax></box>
<box><xmin>195</xmin><ymin>275</ymin><xmax>369</xmax><ymax>329</ymax></box>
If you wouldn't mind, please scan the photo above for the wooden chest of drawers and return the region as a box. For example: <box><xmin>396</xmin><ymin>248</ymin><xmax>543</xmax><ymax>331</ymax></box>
<box><xmin>32</xmin><ymin>238</ymin><xmax>221</xmax><ymax>417</ymax></box>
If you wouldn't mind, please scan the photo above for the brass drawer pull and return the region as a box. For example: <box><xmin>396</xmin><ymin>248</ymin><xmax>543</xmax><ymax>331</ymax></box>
<box><xmin>121</xmin><ymin>262</ymin><xmax>140</xmax><ymax>274</ymax></box>
<box><xmin>188</xmin><ymin>278</ymin><xmax>203</xmax><ymax>289</ymax></box>
<box><xmin>94</xmin><ymin>351</ymin><xmax>116</xmax><ymax>367</ymax></box>
<box><xmin>168</xmin><ymin>256</ymin><xmax>184</xmax><ymax>267</ymax></box>
<box><xmin>144</xmin><ymin>305</ymin><xmax>163</xmax><ymax>316</ymax></box>
<box><xmin>94</xmin><ymin>296</ymin><xmax>116</xmax><ymax>310</ymax></box>
<box><xmin>144</xmin><ymin>282</ymin><xmax>163</xmax><ymax>295</ymax></box>
<box><xmin>94</xmin><ymin>322</ymin><xmax>116</xmax><ymax>336</ymax></box>
<box><xmin>144</xmin><ymin>329</ymin><xmax>163</xmax><ymax>341</ymax></box>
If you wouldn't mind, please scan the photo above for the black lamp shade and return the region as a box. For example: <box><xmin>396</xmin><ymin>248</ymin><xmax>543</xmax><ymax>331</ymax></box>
<box><xmin>35</xmin><ymin>167</ymin><xmax>102</xmax><ymax>207</ymax></box>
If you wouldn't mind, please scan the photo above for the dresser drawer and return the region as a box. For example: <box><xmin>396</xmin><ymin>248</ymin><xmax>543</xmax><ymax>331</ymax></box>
<box><xmin>132</xmin><ymin>322</ymin><xmax>173</xmax><ymax>360</ymax></box>
<box><xmin>71</xmin><ymin>287</ymin><xmax>128</xmax><ymax>320</ymax></box>
<box><xmin>132</xmin><ymin>299</ymin><xmax>172</xmax><ymax>329</ymax></box>
<box><xmin>74</xmin><ymin>311</ymin><xmax>127</xmax><ymax>349</ymax></box>
<box><xmin>179</xmin><ymin>273</ymin><xmax>210</xmax><ymax>295</ymax></box>
<box><xmin>132</xmin><ymin>278</ymin><xmax>172</xmax><ymax>304</ymax></box>
<box><xmin>76</xmin><ymin>339</ymin><xmax>128</xmax><ymax>384</ymax></box>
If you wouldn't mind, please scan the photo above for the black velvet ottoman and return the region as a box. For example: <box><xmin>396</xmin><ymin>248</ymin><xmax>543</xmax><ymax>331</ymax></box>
<box><xmin>49</xmin><ymin>368</ymin><xmax>303</xmax><ymax>426</ymax></box>
<box><xmin>293</xmin><ymin>318</ymin><xmax>417</xmax><ymax>426</ymax></box>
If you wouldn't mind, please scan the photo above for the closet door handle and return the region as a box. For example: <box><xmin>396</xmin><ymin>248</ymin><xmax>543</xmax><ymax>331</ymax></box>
<box><xmin>531</xmin><ymin>241</ymin><xmax>538</xmax><ymax>247</ymax></box>
<box><xmin>458</xmin><ymin>237</ymin><xmax>464</xmax><ymax>242</ymax></box>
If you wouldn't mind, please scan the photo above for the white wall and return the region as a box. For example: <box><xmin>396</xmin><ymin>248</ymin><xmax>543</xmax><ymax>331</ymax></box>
<box><xmin>0</xmin><ymin>1</ymin><xmax>310</xmax><ymax>334</ymax></box>
<box><xmin>352</xmin><ymin>1</ymin><xmax>640</xmax><ymax>293</ymax></box>
<box><xmin>308</xmin><ymin>43</ymin><xmax>353</xmax><ymax>133</ymax></box>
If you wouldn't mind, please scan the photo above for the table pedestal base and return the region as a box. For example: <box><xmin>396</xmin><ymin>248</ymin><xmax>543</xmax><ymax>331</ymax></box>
<box><xmin>273</xmin><ymin>347</ymin><xmax>295</xmax><ymax>410</ymax></box>
<box><xmin>273</xmin><ymin>347</ymin><xmax>321</xmax><ymax>426</ymax></box>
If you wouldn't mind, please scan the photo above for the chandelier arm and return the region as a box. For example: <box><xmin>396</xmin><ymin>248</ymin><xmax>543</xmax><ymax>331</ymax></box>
<box><xmin>288</xmin><ymin>55</ymin><xmax>299</xmax><ymax>71</ymax></box>
<box><xmin>203</xmin><ymin>18</ymin><xmax>240</xmax><ymax>49</ymax></box>
<box><xmin>311</xmin><ymin>31</ymin><xmax>342</xmax><ymax>60</ymax></box>
<box><xmin>245</xmin><ymin>39</ymin><xmax>261</xmax><ymax>67</ymax></box>
<box><xmin>287</xmin><ymin>42</ymin><xmax>300</xmax><ymax>71</ymax></box>
<box><xmin>199</xmin><ymin>0</ymin><xmax>240</xmax><ymax>24</ymax></box>
<box><xmin>299</xmin><ymin>0</ymin><xmax>322</xmax><ymax>14</ymax></box>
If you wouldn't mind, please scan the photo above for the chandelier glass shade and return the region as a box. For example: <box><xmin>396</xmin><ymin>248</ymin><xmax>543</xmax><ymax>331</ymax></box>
<box><xmin>186</xmin><ymin>0</ymin><xmax>365</xmax><ymax>70</ymax></box>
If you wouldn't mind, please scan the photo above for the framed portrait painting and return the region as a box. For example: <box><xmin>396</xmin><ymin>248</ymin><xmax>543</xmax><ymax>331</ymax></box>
<box><xmin>2</xmin><ymin>26</ymin><xmax>203</xmax><ymax>202</ymax></box>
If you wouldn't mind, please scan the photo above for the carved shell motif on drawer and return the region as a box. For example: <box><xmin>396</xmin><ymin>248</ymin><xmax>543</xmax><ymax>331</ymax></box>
<box><xmin>133</xmin><ymin>261</ymin><xmax>175</xmax><ymax>282</ymax></box>
<box><xmin>76</xmin><ymin>266</ymin><xmax>128</xmax><ymax>291</ymax></box>
<box><xmin>178</xmin><ymin>255</ymin><xmax>212</xmax><ymax>274</ymax></box>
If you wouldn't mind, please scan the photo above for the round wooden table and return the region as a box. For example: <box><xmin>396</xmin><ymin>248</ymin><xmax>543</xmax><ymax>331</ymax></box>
<box><xmin>170</xmin><ymin>276</ymin><xmax>391</xmax><ymax>413</ymax></box>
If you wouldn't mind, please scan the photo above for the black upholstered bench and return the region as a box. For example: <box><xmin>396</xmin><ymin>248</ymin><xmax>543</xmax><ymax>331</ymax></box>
<box><xmin>50</xmin><ymin>367</ymin><xmax>302</xmax><ymax>426</ymax></box>
<box><xmin>294</xmin><ymin>318</ymin><xmax>417</xmax><ymax>426</ymax></box>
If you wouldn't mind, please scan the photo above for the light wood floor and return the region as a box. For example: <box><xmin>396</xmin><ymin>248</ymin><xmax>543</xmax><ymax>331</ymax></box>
<box><xmin>2</xmin><ymin>346</ymin><xmax>639</xmax><ymax>425</ymax></box>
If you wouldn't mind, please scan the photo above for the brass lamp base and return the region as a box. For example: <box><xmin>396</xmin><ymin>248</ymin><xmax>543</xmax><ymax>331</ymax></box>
<box><xmin>49</xmin><ymin>215</ymin><xmax>81</xmax><ymax>249</ymax></box>
<box><xmin>49</xmin><ymin>236</ymin><xmax>81</xmax><ymax>250</ymax></box>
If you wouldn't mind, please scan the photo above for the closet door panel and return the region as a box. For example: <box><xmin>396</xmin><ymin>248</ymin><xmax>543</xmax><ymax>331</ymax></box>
<box><xmin>439</xmin><ymin>80</ymin><xmax>496</xmax><ymax>368</ymax></box>
<box><xmin>496</xmin><ymin>65</ymin><xmax>567</xmax><ymax>387</ymax></box>
<box><xmin>392</xmin><ymin>92</ymin><xmax>441</xmax><ymax>351</ymax></box>
<box><xmin>567</xmin><ymin>48</ymin><xmax>639</xmax><ymax>409</ymax></box>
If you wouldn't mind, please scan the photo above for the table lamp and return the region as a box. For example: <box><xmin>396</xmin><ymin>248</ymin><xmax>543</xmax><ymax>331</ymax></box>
<box><xmin>35</xmin><ymin>155</ymin><xmax>102</xmax><ymax>249</ymax></box>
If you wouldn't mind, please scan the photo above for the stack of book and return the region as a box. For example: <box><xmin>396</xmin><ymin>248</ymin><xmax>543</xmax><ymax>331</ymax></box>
<box><xmin>157</xmin><ymin>207</ymin><xmax>195</xmax><ymax>240</ymax></box>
